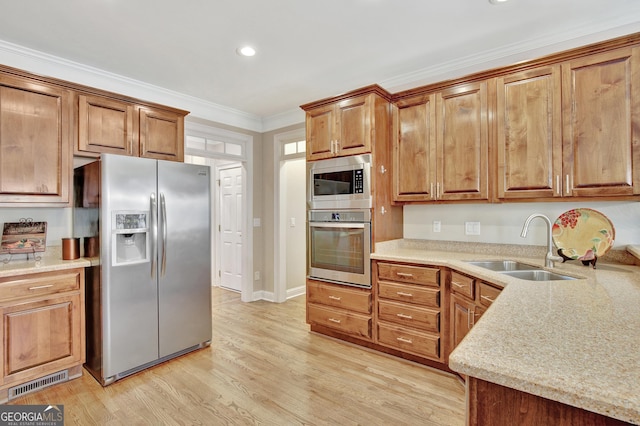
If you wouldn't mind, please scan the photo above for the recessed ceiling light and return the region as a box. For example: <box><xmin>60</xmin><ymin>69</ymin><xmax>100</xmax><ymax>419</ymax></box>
<box><xmin>236</xmin><ymin>46</ymin><xmax>256</xmax><ymax>57</ymax></box>
<box><xmin>488</xmin><ymin>0</ymin><xmax>510</xmax><ymax>4</ymax></box>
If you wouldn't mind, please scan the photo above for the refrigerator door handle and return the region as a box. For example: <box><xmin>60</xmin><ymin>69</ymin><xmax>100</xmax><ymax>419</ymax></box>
<box><xmin>150</xmin><ymin>192</ymin><xmax>157</xmax><ymax>279</ymax></box>
<box><xmin>160</xmin><ymin>192</ymin><xmax>168</xmax><ymax>277</ymax></box>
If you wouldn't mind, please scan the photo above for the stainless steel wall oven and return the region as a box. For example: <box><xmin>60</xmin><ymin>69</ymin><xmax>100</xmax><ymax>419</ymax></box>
<box><xmin>307</xmin><ymin>209</ymin><xmax>371</xmax><ymax>288</ymax></box>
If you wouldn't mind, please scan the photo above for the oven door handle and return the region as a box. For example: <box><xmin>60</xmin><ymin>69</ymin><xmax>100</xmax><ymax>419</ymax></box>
<box><xmin>309</xmin><ymin>222</ymin><xmax>366</xmax><ymax>229</ymax></box>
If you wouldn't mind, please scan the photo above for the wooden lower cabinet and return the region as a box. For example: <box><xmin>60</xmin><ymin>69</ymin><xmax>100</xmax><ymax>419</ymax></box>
<box><xmin>374</xmin><ymin>261</ymin><xmax>444</xmax><ymax>363</ymax></box>
<box><xmin>307</xmin><ymin>265</ymin><xmax>503</xmax><ymax>372</ymax></box>
<box><xmin>0</xmin><ymin>268</ymin><xmax>85</xmax><ymax>401</ymax></box>
<box><xmin>306</xmin><ymin>279</ymin><xmax>372</xmax><ymax>341</ymax></box>
<box><xmin>467</xmin><ymin>377</ymin><xmax>632</xmax><ymax>426</ymax></box>
<box><xmin>449</xmin><ymin>271</ymin><xmax>501</xmax><ymax>354</ymax></box>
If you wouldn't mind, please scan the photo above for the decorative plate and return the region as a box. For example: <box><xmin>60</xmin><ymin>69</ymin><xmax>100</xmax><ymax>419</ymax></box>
<box><xmin>552</xmin><ymin>208</ymin><xmax>615</xmax><ymax>262</ymax></box>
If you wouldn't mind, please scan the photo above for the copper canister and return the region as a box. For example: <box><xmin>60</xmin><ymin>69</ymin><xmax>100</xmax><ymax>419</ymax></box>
<box><xmin>62</xmin><ymin>237</ymin><xmax>80</xmax><ymax>260</ymax></box>
<box><xmin>84</xmin><ymin>236</ymin><xmax>99</xmax><ymax>258</ymax></box>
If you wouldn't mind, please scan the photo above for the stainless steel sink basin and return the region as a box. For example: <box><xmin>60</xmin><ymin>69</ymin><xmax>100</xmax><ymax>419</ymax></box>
<box><xmin>500</xmin><ymin>270</ymin><xmax>577</xmax><ymax>281</ymax></box>
<box><xmin>466</xmin><ymin>260</ymin><xmax>540</xmax><ymax>272</ymax></box>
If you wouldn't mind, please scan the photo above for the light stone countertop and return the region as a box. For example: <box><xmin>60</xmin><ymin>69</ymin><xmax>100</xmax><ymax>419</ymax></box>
<box><xmin>0</xmin><ymin>246</ymin><xmax>92</xmax><ymax>278</ymax></box>
<box><xmin>372</xmin><ymin>239</ymin><xmax>640</xmax><ymax>425</ymax></box>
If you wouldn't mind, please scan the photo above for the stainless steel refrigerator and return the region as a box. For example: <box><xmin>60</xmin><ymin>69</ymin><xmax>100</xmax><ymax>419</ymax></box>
<box><xmin>74</xmin><ymin>153</ymin><xmax>212</xmax><ymax>386</ymax></box>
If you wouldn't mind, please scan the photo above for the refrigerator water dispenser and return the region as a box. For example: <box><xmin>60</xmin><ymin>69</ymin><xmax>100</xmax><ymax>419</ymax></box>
<box><xmin>112</xmin><ymin>212</ymin><xmax>149</xmax><ymax>265</ymax></box>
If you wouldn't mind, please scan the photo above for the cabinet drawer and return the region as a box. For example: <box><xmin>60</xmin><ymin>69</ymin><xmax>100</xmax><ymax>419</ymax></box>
<box><xmin>0</xmin><ymin>270</ymin><xmax>81</xmax><ymax>303</ymax></box>
<box><xmin>377</xmin><ymin>322</ymin><xmax>440</xmax><ymax>359</ymax></box>
<box><xmin>450</xmin><ymin>271</ymin><xmax>474</xmax><ymax>299</ymax></box>
<box><xmin>308</xmin><ymin>304</ymin><xmax>372</xmax><ymax>340</ymax></box>
<box><xmin>377</xmin><ymin>263</ymin><xmax>439</xmax><ymax>287</ymax></box>
<box><xmin>478</xmin><ymin>282</ymin><xmax>501</xmax><ymax>307</ymax></box>
<box><xmin>378</xmin><ymin>300</ymin><xmax>439</xmax><ymax>333</ymax></box>
<box><xmin>307</xmin><ymin>281</ymin><xmax>371</xmax><ymax>314</ymax></box>
<box><xmin>378</xmin><ymin>281</ymin><xmax>440</xmax><ymax>308</ymax></box>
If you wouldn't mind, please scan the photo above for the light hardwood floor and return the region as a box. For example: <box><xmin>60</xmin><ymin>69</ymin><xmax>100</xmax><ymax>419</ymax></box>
<box><xmin>10</xmin><ymin>287</ymin><xmax>465</xmax><ymax>425</ymax></box>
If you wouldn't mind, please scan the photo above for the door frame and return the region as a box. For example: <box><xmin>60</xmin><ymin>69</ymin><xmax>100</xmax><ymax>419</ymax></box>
<box><xmin>274</xmin><ymin>128</ymin><xmax>307</xmax><ymax>303</ymax></box>
<box><xmin>185</xmin><ymin>120</ymin><xmax>254</xmax><ymax>302</ymax></box>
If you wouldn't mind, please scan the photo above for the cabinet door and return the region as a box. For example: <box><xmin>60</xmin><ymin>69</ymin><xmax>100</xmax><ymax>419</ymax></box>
<box><xmin>139</xmin><ymin>107</ymin><xmax>184</xmax><ymax>162</ymax></box>
<box><xmin>450</xmin><ymin>293</ymin><xmax>474</xmax><ymax>351</ymax></box>
<box><xmin>436</xmin><ymin>82</ymin><xmax>489</xmax><ymax>201</ymax></box>
<box><xmin>562</xmin><ymin>46</ymin><xmax>640</xmax><ymax>197</ymax></box>
<box><xmin>77</xmin><ymin>94</ymin><xmax>136</xmax><ymax>156</ymax></box>
<box><xmin>0</xmin><ymin>74</ymin><xmax>71</xmax><ymax>206</ymax></box>
<box><xmin>306</xmin><ymin>103</ymin><xmax>335</xmax><ymax>161</ymax></box>
<box><xmin>496</xmin><ymin>66</ymin><xmax>563</xmax><ymax>199</ymax></box>
<box><xmin>393</xmin><ymin>94</ymin><xmax>437</xmax><ymax>201</ymax></box>
<box><xmin>335</xmin><ymin>94</ymin><xmax>371</xmax><ymax>156</ymax></box>
<box><xmin>1</xmin><ymin>293</ymin><xmax>83</xmax><ymax>386</ymax></box>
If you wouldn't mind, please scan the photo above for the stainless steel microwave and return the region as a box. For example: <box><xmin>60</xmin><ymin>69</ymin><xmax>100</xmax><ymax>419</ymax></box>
<box><xmin>307</xmin><ymin>154</ymin><xmax>372</xmax><ymax>210</ymax></box>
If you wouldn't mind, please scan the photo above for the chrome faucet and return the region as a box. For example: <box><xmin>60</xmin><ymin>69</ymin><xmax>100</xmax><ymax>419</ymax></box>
<box><xmin>520</xmin><ymin>213</ymin><xmax>564</xmax><ymax>268</ymax></box>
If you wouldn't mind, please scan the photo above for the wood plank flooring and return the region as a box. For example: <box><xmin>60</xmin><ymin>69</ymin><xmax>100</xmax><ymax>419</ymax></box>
<box><xmin>10</xmin><ymin>287</ymin><xmax>465</xmax><ymax>425</ymax></box>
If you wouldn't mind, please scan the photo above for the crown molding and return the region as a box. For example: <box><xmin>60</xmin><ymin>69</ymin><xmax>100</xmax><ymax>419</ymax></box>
<box><xmin>380</xmin><ymin>20</ymin><xmax>640</xmax><ymax>92</ymax></box>
<box><xmin>2</xmin><ymin>17</ymin><xmax>640</xmax><ymax>134</ymax></box>
<box><xmin>0</xmin><ymin>39</ymin><xmax>265</xmax><ymax>132</ymax></box>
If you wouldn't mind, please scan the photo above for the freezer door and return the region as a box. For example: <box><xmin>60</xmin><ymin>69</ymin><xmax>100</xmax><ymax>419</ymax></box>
<box><xmin>157</xmin><ymin>160</ymin><xmax>212</xmax><ymax>357</ymax></box>
<box><xmin>101</xmin><ymin>154</ymin><xmax>159</xmax><ymax>378</ymax></box>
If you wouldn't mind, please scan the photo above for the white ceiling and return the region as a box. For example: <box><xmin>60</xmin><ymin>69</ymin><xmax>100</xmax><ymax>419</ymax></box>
<box><xmin>1</xmin><ymin>0</ymin><xmax>640</xmax><ymax>131</ymax></box>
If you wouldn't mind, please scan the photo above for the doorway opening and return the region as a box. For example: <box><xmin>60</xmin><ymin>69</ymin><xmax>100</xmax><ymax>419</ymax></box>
<box><xmin>184</xmin><ymin>121</ymin><xmax>254</xmax><ymax>302</ymax></box>
<box><xmin>274</xmin><ymin>128</ymin><xmax>306</xmax><ymax>303</ymax></box>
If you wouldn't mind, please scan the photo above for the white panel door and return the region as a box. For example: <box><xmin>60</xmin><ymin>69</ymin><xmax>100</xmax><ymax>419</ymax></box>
<box><xmin>220</xmin><ymin>166</ymin><xmax>243</xmax><ymax>291</ymax></box>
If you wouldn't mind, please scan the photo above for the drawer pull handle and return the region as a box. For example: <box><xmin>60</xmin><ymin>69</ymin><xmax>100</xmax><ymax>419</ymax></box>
<box><xmin>328</xmin><ymin>318</ymin><xmax>341</xmax><ymax>324</ymax></box>
<box><xmin>481</xmin><ymin>295</ymin><xmax>495</xmax><ymax>303</ymax></box>
<box><xmin>328</xmin><ymin>295</ymin><xmax>341</xmax><ymax>301</ymax></box>
<box><xmin>396</xmin><ymin>313</ymin><xmax>413</xmax><ymax>320</ymax></box>
<box><xmin>396</xmin><ymin>291</ymin><xmax>413</xmax><ymax>297</ymax></box>
<box><xmin>29</xmin><ymin>284</ymin><xmax>54</xmax><ymax>290</ymax></box>
<box><xmin>397</xmin><ymin>337</ymin><xmax>413</xmax><ymax>344</ymax></box>
<box><xmin>396</xmin><ymin>272</ymin><xmax>414</xmax><ymax>278</ymax></box>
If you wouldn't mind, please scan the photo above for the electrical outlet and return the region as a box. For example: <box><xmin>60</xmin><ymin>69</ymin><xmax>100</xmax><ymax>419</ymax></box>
<box><xmin>465</xmin><ymin>221</ymin><xmax>481</xmax><ymax>235</ymax></box>
<box><xmin>254</xmin><ymin>271</ymin><xmax>260</xmax><ymax>281</ymax></box>
<box><xmin>433</xmin><ymin>220</ymin><xmax>441</xmax><ymax>233</ymax></box>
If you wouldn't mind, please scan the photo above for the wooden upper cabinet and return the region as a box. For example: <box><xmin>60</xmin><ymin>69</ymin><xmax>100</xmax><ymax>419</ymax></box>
<box><xmin>495</xmin><ymin>65</ymin><xmax>563</xmax><ymax>199</ymax></box>
<box><xmin>304</xmin><ymin>90</ymin><xmax>380</xmax><ymax>161</ymax></box>
<box><xmin>393</xmin><ymin>93</ymin><xmax>437</xmax><ymax>201</ymax></box>
<box><xmin>335</xmin><ymin>94</ymin><xmax>370</xmax><ymax>157</ymax></box>
<box><xmin>393</xmin><ymin>82</ymin><xmax>489</xmax><ymax>202</ymax></box>
<box><xmin>0</xmin><ymin>74</ymin><xmax>72</xmax><ymax>207</ymax></box>
<box><xmin>139</xmin><ymin>106</ymin><xmax>184</xmax><ymax>162</ymax></box>
<box><xmin>77</xmin><ymin>94</ymin><xmax>136</xmax><ymax>157</ymax></box>
<box><xmin>562</xmin><ymin>46</ymin><xmax>640</xmax><ymax>197</ymax></box>
<box><xmin>77</xmin><ymin>94</ymin><xmax>185</xmax><ymax>162</ymax></box>
<box><xmin>305</xmin><ymin>104</ymin><xmax>334</xmax><ymax>160</ymax></box>
<box><xmin>437</xmin><ymin>82</ymin><xmax>489</xmax><ymax>201</ymax></box>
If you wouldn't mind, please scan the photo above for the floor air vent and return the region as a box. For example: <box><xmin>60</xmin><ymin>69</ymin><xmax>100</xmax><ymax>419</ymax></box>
<box><xmin>8</xmin><ymin>370</ymin><xmax>69</xmax><ymax>400</ymax></box>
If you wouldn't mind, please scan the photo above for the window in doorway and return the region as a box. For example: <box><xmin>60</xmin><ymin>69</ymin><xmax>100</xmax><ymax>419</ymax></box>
<box><xmin>282</xmin><ymin>140</ymin><xmax>305</xmax><ymax>159</ymax></box>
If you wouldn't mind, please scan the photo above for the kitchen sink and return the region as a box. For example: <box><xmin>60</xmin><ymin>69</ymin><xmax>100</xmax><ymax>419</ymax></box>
<box><xmin>500</xmin><ymin>270</ymin><xmax>577</xmax><ymax>281</ymax></box>
<box><xmin>466</xmin><ymin>260</ymin><xmax>540</xmax><ymax>272</ymax></box>
<box><xmin>466</xmin><ymin>260</ymin><xmax>579</xmax><ymax>281</ymax></box>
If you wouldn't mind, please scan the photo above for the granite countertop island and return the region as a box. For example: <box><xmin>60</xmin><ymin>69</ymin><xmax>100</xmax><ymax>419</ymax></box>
<box><xmin>372</xmin><ymin>239</ymin><xmax>640</xmax><ymax>425</ymax></box>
